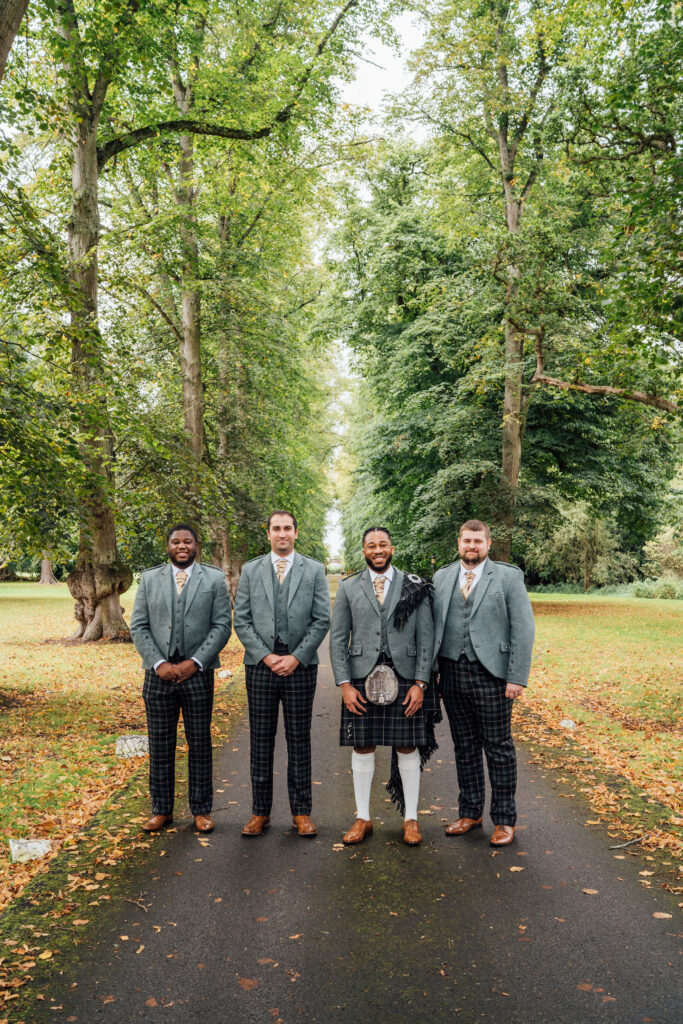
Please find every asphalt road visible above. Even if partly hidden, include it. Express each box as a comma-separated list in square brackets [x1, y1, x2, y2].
[42, 639, 681, 1024]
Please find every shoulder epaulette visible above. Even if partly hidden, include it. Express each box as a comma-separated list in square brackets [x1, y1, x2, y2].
[491, 560, 524, 573]
[340, 568, 363, 581]
[243, 554, 267, 566]
[141, 563, 166, 573]
[434, 560, 458, 573]
[197, 562, 226, 572]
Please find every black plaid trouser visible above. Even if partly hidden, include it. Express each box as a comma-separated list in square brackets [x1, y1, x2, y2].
[439, 655, 517, 826]
[142, 666, 214, 817]
[245, 643, 318, 816]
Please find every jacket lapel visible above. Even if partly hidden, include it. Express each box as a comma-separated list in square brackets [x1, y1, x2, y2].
[384, 568, 403, 621]
[359, 568, 381, 616]
[260, 554, 274, 612]
[183, 561, 202, 614]
[287, 552, 305, 606]
[440, 562, 459, 633]
[470, 559, 494, 617]
[161, 563, 173, 619]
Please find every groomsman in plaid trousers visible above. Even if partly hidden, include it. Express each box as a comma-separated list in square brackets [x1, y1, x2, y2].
[233, 511, 330, 838]
[130, 525, 232, 835]
[432, 520, 535, 847]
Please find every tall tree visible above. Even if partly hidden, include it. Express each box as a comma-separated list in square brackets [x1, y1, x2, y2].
[0, 0, 29, 82]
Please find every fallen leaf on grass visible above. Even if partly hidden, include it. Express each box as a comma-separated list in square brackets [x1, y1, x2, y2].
[639, 870, 654, 876]
[288, 934, 302, 940]
[577, 982, 593, 991]
[652, 912, 672, 919]
[136, 945, 144, 954]
[237, 978, 259, 990]
[38, 950, 53, 960]
[145, 997, 158, 1007]
[102, 996, 115, 1004]
[582, 889, 599, 895]
[72, 920, 89, 926]
[258, 958, 275, 965]
[509, 866, 524, 873]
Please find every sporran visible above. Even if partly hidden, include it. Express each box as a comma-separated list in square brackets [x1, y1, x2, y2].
[364, 663, 399, 706]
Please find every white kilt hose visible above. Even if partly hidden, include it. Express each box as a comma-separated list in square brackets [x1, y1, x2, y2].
[143, 666, 215, 817]
[245, 646, 318, 817]
[439, 655, 517, 826]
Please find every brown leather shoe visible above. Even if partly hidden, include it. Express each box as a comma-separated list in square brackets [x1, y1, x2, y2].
[342, 818, 373, 845]
[142, 813, 173, 833]
[292, 815, 317, 837]
[403, 819, 423, 845]
[445, 816, 482, 836]
[490, 825, 515, 847]
[194, 814, 214, 834]
[242, 814, 270, 837]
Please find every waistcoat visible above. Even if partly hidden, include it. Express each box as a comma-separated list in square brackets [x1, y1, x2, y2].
[440, 579, 477, 662]
[272, 563, 292, 645]
[169, 576, 189, 657]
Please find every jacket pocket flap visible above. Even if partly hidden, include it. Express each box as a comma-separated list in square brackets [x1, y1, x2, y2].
[349, 645, 363, 656]
[500, 641, 511, 652]
[407, 646, 417, 656]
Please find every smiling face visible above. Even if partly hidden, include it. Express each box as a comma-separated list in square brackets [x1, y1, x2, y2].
[167, 529, 197, 568]
[363, 530, 395, 573]
[457, 528, 492, 568]
[267, 513, 298, 557]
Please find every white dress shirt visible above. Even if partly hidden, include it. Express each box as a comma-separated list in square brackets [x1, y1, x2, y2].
[270, 549, 296, 578]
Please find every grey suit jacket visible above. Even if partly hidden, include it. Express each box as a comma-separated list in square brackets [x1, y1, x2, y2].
[329, 568, 434, 684]
[432, 559, 535, 686]
[233, 552, 330, 667]
[130, 562, 232, 671]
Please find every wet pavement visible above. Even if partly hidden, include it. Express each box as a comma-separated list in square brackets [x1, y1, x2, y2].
[39, 638, 681, 1023]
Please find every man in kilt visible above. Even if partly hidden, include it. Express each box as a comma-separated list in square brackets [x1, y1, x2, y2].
[233, 511, 330, 838]
[433, 520, 535, 848]
[130, 525, 232, 835]
[330, 527, 437, 846]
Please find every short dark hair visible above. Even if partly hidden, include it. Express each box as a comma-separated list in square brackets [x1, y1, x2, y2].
[362, 526, 393, 544]
[459, 519, 491, 539]
[166, 523, 199, 543]
[267, 510, 298, 530]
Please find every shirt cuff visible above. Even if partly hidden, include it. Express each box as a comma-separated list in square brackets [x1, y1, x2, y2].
[192, 657, 203, 671]
[337, 679, 350, 687]
[153, 660, 165, 671]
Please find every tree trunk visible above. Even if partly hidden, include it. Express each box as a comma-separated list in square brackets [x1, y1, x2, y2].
[64, 109, 131, 640]
[0, 0, 29, 83]
[40, 556, 58, 584]
[177, 132, 204, 469]
[211, 526, 245, 603]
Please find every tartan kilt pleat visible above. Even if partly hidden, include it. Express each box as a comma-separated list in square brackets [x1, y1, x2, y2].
[339, 670, 429, 748]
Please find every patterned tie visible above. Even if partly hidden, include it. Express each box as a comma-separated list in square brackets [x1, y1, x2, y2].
[373, 576, 386, 605]
[276, 559, 288, 583]
[176, 570, 188, 594]
[461, 570, 476, 600]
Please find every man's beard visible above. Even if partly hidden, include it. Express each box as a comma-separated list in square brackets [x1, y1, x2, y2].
[461, 551, 486, 567]
[364, 552, 392, 570]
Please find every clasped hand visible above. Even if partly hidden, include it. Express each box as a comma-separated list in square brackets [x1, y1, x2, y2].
[156, 659, 198, 683]
[263, 653, 300, 676]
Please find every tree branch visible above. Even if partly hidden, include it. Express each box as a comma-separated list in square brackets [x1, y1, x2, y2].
[98, 0, 359, 169]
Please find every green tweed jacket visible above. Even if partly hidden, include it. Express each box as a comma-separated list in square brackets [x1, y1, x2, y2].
[130, 562, 232, 671]
[329, 568, 434, 684]
[233, 552, 330, 667]
[432, 559, 535, 686]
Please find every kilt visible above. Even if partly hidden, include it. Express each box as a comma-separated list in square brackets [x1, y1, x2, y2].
[339, 669, 430, 748]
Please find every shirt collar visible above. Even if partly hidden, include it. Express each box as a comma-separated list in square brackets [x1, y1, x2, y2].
[271, 550, 295, 566]
[171, 561, 195, 577]
[369, 564, 394, 584]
